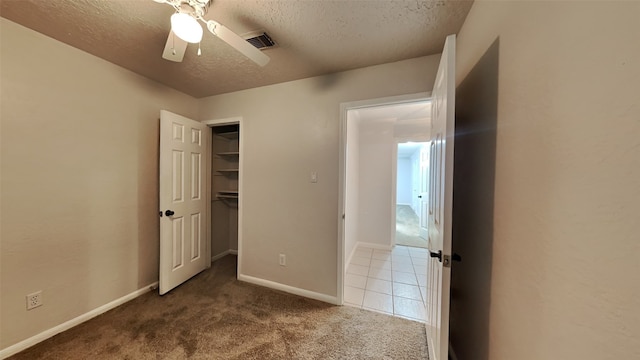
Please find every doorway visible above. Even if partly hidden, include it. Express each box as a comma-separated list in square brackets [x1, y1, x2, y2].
[158, 113, 244, 296]
[203, 117, 244, 277]
[395, 141, 429, 249]
[338, 94, 431, 321]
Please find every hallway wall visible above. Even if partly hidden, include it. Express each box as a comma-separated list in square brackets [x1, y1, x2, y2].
[357, 120, 395, 247]
[396, 157, 413, 205]
[453, 1, 640, 359]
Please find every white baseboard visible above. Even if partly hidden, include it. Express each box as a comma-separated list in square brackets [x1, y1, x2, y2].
[211, 250, 230, 262]
[357, 241, 393, 251]
[211, 249, 238, 262]
[0, 282, 158, 359]
[238, 274, 338, 305]
[345, 243, 359, 271]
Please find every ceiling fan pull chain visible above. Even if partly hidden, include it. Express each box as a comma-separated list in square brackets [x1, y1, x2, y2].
[171, 32, 176, 55]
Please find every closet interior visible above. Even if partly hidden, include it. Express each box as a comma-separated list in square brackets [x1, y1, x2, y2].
[211, 124, 239, 258]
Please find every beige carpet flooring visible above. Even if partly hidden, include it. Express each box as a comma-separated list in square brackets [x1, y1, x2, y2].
[9, 255, 428, 359]
[395, 205, 427, 248]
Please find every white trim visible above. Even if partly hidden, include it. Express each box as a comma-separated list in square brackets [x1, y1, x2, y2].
[0, 282, 159, 359]
[203, 117, 244, 283]
[338, 92, 431, 306]
[211, 250, 231, 262]
[346, 241, 392, 270]
[357, 241, 393, 251]
[337, 103, 347, 308]
[238, 274, 338, 305]
[391, 141, 398, 247]
[396, 203, 412, 206]
[237, 122, 244, 281]
[205, 120, 212, 269]
[340, 92, 431, 112]
[345, 241, 359, 275]
[211, 249, 238, 262]
[202, 116, 242, 126]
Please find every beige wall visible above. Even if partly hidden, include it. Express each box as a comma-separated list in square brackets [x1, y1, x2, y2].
[453, 1, 640, 359]
[0, 19, 198, 349]
[199, 55, 440, 296]
[357, 120, 395, 247]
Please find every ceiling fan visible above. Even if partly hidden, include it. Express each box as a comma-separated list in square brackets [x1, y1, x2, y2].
[152, 0, 270, 66]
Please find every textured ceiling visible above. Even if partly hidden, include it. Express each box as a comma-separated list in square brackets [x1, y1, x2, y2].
[0, 0, 473, 98]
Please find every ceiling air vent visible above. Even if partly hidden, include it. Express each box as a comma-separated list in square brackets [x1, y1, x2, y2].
[244, 32, 276, 50]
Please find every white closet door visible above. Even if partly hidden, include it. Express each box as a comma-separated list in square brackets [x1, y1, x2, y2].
[159, 110, 210, 295]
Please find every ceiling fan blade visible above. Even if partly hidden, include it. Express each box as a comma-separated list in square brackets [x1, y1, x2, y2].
[162, 30, 188, 62]
[206, 20, 270, 67]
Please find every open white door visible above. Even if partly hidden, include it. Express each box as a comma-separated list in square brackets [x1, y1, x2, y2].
[425, 34, 456, 360]
[159, 110, 210, 295]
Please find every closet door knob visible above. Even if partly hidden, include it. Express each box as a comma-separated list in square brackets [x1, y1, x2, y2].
[165, 210, 175, 216]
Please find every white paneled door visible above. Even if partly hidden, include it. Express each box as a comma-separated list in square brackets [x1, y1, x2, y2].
[159, 110, 210, 295]
[425, 34, 456, 360]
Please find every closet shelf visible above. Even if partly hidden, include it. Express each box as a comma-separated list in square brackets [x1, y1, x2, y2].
[216, 169, 239, 173]
[217, 152, 240, 156]
[216, 131, 239, 140]
[215, 188, 238, 199]
[216, 194, 238, 199]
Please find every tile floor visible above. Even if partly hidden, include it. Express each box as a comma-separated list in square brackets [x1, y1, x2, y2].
[344, 244, 428, 322]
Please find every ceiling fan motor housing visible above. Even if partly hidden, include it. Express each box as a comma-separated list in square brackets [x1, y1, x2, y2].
[180, 0, 209, 17]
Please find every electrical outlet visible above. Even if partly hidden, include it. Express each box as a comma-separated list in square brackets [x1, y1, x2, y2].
[279, 254, 286, 266]
[26, 291, 43, 310]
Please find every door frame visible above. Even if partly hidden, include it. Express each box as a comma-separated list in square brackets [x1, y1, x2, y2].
[394, 140, 431, 247]
[418, 143, 430, 240]
[202, 116, 244, 277]
[337, 92, 430, 305]
[391, 141, 398, 247]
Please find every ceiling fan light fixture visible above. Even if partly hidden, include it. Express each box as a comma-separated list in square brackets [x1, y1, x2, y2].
[171, 13, 203, 43]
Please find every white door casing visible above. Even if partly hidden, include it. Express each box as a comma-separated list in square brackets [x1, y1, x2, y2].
[411, 151, 421, 214]
[159, 110, 210, 295]
[419, 143, 429, 239]
[425, 34, 456, 360]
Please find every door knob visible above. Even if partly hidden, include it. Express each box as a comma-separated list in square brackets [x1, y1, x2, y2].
[165, 210, 175, 216]
[418, 195, 422, 198]
[429, 250, 442, 262]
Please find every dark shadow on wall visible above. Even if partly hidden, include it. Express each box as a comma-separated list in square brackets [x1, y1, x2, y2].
[449, 37, 500, 360]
